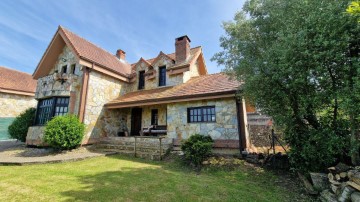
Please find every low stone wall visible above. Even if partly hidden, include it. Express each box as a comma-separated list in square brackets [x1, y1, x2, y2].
[96, 136, 173, 160]
[26, 126, 46, 146]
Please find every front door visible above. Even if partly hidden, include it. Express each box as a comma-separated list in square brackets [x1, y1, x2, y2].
[131, 108, 142, 136]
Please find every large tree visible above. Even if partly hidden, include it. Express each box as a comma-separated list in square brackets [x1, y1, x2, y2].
[213, 0, 360, 172]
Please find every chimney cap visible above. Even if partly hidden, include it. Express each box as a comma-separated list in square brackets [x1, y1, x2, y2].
[175, 35, 191, 43]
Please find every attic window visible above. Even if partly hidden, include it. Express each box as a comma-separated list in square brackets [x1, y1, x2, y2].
[71, 64, 76, 74]
[61, 65, 67, 74]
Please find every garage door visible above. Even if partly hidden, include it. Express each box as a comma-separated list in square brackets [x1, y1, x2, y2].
[0, 118, 15, 140]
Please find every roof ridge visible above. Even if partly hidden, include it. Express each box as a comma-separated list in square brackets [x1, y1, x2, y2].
[0, 66, 32, 76]
[131, 46, 202, 65]
[59, 26, 120, 61]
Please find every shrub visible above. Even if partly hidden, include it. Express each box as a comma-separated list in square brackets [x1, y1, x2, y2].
[44, 115, 85, 150]
[8, 108, 36, 142]
[181, 134, 214, 167]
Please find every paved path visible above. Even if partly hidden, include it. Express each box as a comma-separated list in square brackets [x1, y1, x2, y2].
[0, 140, 116, 165]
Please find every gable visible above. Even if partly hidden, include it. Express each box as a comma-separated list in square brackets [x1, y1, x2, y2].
[33, 26, 131, 81]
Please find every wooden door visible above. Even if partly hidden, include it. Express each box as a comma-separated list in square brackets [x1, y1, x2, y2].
[131, 108, 142, 136]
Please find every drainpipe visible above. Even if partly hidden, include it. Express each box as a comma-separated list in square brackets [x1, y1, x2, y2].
[236, 98, 244, 156]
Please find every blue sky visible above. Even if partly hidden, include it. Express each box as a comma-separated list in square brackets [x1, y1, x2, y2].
[0, 0, 244, 74]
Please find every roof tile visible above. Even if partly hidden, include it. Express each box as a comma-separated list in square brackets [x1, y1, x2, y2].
[0, 66, 37, 94]
[106, 73, 240, 107]
[59, 26, 132, 76]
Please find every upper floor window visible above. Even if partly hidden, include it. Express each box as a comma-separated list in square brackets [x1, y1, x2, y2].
[159, 66, 166, 86]
[187, 106, 216, 123]
[35, 97, 69, 125]
[71, 64, 76, 74]
[61, 65, 67, 74]
[138, 70, 145, 90]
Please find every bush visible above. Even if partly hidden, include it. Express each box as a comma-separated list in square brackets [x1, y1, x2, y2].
[44, 115, 85, 150]
[181, 134, 214, 167]
[8, 108, 36, 142]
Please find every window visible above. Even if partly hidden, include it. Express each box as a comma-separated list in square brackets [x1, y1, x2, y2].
[159, 66, 166, 86]
[138, 71, 145, 90]
[35, 97, 70, 125]
[61, 65, 67, 74]
[151, 109, 158, 125]
[187, 106, 216, 123]
[71, 64, 76, 74]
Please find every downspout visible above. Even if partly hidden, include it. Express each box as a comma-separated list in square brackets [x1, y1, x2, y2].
[78, 63, 93, 123]
[236, 98, 244, 156]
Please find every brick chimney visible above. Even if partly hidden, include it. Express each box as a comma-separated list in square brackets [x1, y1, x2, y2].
[116, 49, 126, 60]
[175, 35, 191, 64]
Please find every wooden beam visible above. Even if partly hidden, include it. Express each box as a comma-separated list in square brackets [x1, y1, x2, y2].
[106, 94, 235, 109]
[78, 66, 90, 122]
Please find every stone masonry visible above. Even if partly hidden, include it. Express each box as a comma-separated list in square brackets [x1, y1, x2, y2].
[0, 92, 36, 117]
[167, 98, 239, 140]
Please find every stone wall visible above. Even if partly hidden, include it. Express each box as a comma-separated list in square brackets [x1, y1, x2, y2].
[167, 98, 239, 140]
[35, 45, 83, 114]
[0, 92, 36, 117]
[83, 71, 125, 142]
[141, 105, 167, 127]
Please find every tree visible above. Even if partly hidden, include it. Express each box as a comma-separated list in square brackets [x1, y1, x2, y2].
[212, 0, 360, 172]
[347, 1, 360, 22]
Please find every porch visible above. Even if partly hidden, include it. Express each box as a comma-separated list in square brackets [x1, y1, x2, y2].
[102, 104, 168, 138]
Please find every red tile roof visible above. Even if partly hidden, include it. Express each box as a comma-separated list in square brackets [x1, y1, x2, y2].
[59, 26, 132, 76]
[0, 66, 37, 94]
[106, 73, 240, 108]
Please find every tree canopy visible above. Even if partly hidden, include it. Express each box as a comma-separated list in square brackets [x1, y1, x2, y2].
[213, 0, 360, 172]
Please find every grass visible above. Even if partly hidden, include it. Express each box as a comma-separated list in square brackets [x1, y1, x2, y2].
[0, 155, 309, 201]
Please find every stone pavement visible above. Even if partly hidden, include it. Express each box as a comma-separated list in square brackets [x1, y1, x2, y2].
[0, 140, 116, 165]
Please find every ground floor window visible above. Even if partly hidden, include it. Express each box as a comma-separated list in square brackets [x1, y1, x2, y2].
[36, 97, 69, 125]
[187, 106, 216, 123]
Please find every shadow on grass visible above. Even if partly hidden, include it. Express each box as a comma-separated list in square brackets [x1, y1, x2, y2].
[59, 154, 311, 202]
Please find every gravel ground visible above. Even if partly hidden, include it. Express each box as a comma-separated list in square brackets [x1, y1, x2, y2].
[0, 140, 115, 165]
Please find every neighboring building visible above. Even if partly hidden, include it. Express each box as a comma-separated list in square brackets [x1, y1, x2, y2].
[26, 25, 268, 154]
[0, 66, 37, 140]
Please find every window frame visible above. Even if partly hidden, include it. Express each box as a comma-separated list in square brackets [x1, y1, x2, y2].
[138, 70, 145, 90]
[158, 66, 166, 86]
[187, 106, 216, 123]
[35, 97, 70, 125]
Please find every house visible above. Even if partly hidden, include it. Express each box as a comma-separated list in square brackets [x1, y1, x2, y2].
[26, 25, 270, 155]
[0, 66, 37, 140]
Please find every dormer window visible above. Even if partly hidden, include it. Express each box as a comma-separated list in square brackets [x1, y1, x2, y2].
[159, 66, 166, 86]
[138, 70, 145, 90]
[61, 65, 67, 74]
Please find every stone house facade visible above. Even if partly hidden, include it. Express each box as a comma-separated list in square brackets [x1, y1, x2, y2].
[26, 26, 265, 154]
[0, 66, 37, 140]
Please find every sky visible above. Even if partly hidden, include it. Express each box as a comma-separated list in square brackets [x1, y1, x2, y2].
[0, 0, 244, 74]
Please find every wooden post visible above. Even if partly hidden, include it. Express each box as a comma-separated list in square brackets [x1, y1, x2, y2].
[134, 137, 137, 157]
[159, 137, 162, 161]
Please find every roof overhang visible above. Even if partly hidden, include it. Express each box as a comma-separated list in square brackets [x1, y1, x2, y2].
[105, 91, 236, 109]
[33, 30, 67, 79]
[0, 88, 35, 96]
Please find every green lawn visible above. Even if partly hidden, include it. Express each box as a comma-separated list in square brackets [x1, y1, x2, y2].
[0, 155, 308, 201]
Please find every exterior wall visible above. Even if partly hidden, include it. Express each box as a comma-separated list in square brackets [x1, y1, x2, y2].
[0, 92, 36, 117]
[167, 98, 239, 140]
[83, 71, 125, 142]
[141, 105, 167, 127]
[27, 46, 85, 145]
[183, 60, 200, 83]
[0, 92, 36, 140]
